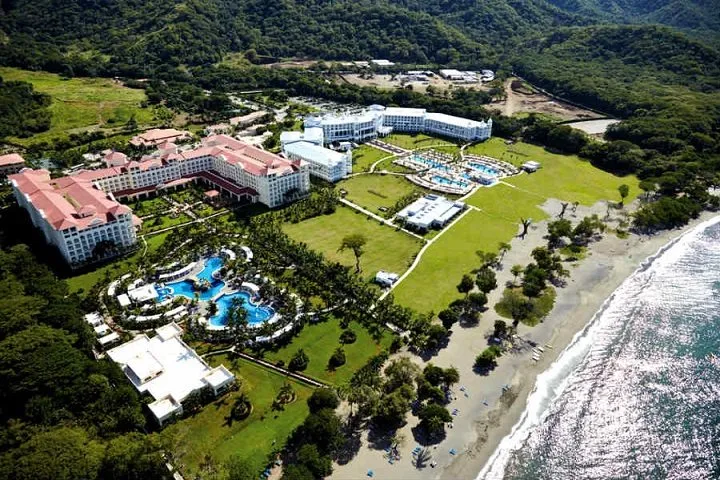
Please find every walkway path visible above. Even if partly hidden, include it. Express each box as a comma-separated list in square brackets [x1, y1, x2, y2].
[338, 198, 426, 241]
[379, 207, 473, 300]
[203, 346, 327, 388]
[143, 209, 230, 237]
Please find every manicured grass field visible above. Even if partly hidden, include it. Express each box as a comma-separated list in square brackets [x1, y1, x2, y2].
[393, 139, 640, 314]
[125, 196, 169, 217]
[163, 358, 313, 479]
[383, 133, 456, 150]
[392, 209, 517, 313]
[339, 174, 421, 215]
[352, 144, 389, 172]
[262, 319, 391, 385]
[0, 67, 155, 144]
[282, 206, 421, 280]
[468, 138, 641, 205]
[140, 213, 193, 234]
[65, 232, 169, 293]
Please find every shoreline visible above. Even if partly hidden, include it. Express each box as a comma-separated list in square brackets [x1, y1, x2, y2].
[331, 205, 719, 480]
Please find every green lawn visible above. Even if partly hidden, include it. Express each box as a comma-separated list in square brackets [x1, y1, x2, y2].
[352, 145, 390, 172]
[383, 133, 456, 150]
[0, 67, 155, 144]
[140, 213, 193, 234]
[468, 138, 641, 205]
[283, 206, 421, 281]
[163, 358, 313, 479]
[65, 232, 169, 294]
[392, 209, 517, 313]
[262, 319, 391, 385]
[339, 174, 421, 215]
[125, 196, 169, 217]
[393, 139, 640, 314]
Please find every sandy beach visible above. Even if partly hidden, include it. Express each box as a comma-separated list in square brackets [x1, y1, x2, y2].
[331, 200, 719, 480]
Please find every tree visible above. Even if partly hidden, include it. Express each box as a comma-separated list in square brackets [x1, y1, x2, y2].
[519, 218, 532, 239]
[467, 292, 488, 312]
[510, 264, 524, 285]
[296, 444, 333, 478]
[418, 403, 452, 436]
[0, 427, 104, 480]
[457, 274, 474, 296]
[493, 320, 509, 339]
[227, 297, 249, 347]
[102, 433, 169, 480]
[475, 267, 497, 294]
[384, 357, 420, 392]
[374, 384, 414, 426]
[226, 456, 256, 480]
[438, 308, 460, 329]
[618, 184, 630, 207]
[328, 347, 346, 369]
[299, 409, 344, 454]
[307, 388, 339, 413]
[338, 234, 367, 273]
[281, 464, 314, 480]
[474, 346, 502, 370]
[546, 219, 573, 249]
[289, 349, 309, 371]
[558, 202, 569, 218]
[498, 242, 511, 260]
[339, 329, 357, 344]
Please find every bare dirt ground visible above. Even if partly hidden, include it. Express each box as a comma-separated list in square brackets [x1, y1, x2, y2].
[339, 73, 491, 94]
[490, 78, 602, 121]
[262, 59, 319, 69]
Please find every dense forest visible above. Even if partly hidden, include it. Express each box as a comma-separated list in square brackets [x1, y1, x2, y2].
[0, 245, 169, 480]
[0, 77, 51, 139]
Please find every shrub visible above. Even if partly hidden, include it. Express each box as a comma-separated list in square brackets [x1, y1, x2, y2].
[289, 349, 309, 371]
[328, 348, 346, 369]
[307, 388, 340, 413]
[339, 329, 357, 344]
[474, 346, 502, 370]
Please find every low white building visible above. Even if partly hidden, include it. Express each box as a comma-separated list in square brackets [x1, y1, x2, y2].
[107, 323, 235, 427]
[522, 161, 541, 172]
[395, 195, 465, 231]
[375, 271, 399, 287]
[283, 141, 352, 182]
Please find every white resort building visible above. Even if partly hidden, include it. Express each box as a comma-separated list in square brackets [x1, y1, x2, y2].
[395, 194, 466, 231]
[107, 322, 235, 427]
[304, 105, 492, 144]
[282, 141, 352, 182]
[10, 134, 310, 265]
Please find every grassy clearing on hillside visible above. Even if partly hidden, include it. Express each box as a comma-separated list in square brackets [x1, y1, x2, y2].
[163, 358, 313, 479]
[66, 232, 169, 293]
[392, 209, 516, 313]
[468, 138, 640, 205]
[353, 144, 390, 172]
[283, 206, 421, 280]
[0, 67, 155, 144]
[339, 174, 421, 215]
[262, 319, 391, 385]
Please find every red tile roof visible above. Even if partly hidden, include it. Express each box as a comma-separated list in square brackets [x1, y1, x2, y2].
[9, 169, 132, 231]
[0, 153, 25, 167]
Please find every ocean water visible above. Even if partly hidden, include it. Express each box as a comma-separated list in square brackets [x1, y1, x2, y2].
[479, 216, 720, 480]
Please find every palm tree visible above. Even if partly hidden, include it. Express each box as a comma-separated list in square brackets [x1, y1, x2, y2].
[498, 242, 511, 261]
[338, 234, 367, 273]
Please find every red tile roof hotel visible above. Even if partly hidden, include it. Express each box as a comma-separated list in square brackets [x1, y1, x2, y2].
[130, 128, 192, 147]
[0, 153, 25, 167]
[9, 169, 132, 231]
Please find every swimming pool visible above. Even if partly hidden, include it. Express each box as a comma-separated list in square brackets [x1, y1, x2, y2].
[210, 291, 275, 327]
[431, 175, 469, 188]
[412, 155, 450, 171]
[468, 162, 498, 176]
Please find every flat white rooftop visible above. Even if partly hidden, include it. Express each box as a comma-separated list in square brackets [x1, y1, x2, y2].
[107, 323, 234, 409]
[384, 107, 426, 117]
[284, 141, 347, 167]
[396, 194, 465, 229]
[425, 112, 489, 129]
[128, 284, 158, 303]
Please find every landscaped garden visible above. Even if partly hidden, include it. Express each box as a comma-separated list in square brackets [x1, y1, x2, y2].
[139, 212, 193, 234]
[282, 205, 422, 280]
[352, 144, 389, 172]
[161, 357, 314, 479]
[382, 132, 456, 150]
[262, 318, 392, 385]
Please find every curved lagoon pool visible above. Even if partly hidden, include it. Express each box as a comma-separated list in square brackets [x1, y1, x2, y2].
[210, 291, 275, 327]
